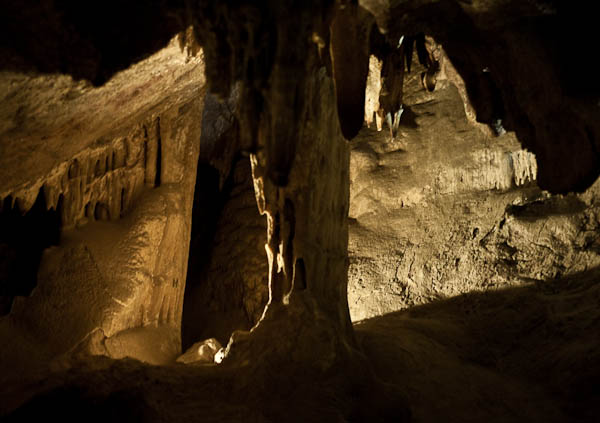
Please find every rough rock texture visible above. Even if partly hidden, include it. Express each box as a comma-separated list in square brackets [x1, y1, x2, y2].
[0, 38, 205, 375]
[356, 267, 600, 422]
[181, 85, 269, 349]
[1, 1, 600, 422]
[183, 158, 269, 347]
[190, 0, 362, 371]
[1, 34, 408, 422]
[365, 54, 384, 130]
[0, 37, 203, 196]
[383, 0, 600, 193]
[218, 61, 409, 422]
[331, 1, 372, 139]
[176, 338, 222, 364]
[349, 51, 600, 321]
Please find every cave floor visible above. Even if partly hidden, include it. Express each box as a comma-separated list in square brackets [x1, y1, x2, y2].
[2, 268, 598, 422]
[347, 66, 600, 422]
[357, 266, 600, 423]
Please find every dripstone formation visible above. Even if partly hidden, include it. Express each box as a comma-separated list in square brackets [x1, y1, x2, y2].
[1, 1, 599, 422]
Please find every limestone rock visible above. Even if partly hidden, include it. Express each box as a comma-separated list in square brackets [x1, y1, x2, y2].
[0, 35, 204, 197]
[176, 338, 222, 364]
[1, 52, 204, 372]
[348, 48, 600, 322]
[1, 2, 600, 422]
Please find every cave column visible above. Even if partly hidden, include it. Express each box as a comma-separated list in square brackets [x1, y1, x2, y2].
[215, 2, 356, 365]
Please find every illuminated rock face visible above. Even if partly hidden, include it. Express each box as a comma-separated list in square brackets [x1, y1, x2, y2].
[348, 50, 600, 321]
[365, 54, 384, 130]
[0, 37, 205, 367]
[0, 1, 600, 421]
[9, 100, 202, 364]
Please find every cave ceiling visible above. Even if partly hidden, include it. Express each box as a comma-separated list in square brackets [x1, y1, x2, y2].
[1, 0, 598, 196]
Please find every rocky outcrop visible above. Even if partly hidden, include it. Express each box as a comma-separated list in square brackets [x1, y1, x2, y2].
[176, 337, 222, 364]
[1, 118, 162, 231]
[348, 48, 600, 321]
[0, 36, 203, 195]
[0, 37, 205, 372]
[383, 0, 600, 193]
[1, 1, 600, 422]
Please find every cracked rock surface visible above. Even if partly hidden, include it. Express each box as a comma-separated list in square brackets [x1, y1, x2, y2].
[0, 38, 205, 376]
[349, 51, 600, 321]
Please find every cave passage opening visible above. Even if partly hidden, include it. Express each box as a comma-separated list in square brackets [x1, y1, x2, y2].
[181, 161, 223, 350]
[181, 89, 270, 355]
[181, 155, 270, 355]
[0, 187, 61, 315]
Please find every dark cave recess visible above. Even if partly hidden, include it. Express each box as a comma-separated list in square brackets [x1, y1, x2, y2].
[0, 188, 61, 315]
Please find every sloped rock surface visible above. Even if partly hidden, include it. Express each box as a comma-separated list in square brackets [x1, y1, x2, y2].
[349, 52, 600, 321]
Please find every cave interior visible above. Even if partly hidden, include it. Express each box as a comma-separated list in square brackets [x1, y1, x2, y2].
[1, 1, 599, 422]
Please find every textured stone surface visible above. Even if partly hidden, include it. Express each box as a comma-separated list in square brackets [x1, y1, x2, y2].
[348, 48, 600, 322]
[177, 338, 222, 364]
[181, 84, 269, 349]
[365, 54, 384, 130]
[0, 46, 205, 371]
[1, 1, 600, 422]
[387, 1, 600, 193]
[183, 158, 268, 347]
[0, 36, 204, 196]
[356, 267, 600, 422]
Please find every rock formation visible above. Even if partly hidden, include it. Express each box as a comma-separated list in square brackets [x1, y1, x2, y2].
[348, 47, 599, 323]
[1, 35, 205, 372]
[0, 0, 599, 422]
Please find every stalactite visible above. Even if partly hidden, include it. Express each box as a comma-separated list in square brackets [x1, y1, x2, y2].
[0, 121, 164, 231]
[144, 122, 158, 187]
[330, 1, 371, 140]
[365, 54, 383, 130]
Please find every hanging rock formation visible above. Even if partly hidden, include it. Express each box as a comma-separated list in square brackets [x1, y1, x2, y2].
[381, 0, 600, 193]
[0, 0, 599, 421]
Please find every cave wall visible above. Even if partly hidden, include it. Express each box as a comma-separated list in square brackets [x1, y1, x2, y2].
[183, 157, 268, 348]
[180, 86, 269, 350]
[185, 1, 364, 369]
[0, 1, 599, 420]
[1, 0, 597, 361]
[348, 30, 600, 321]
[379, 0, 600, 193]
[0, 37, 205, 375]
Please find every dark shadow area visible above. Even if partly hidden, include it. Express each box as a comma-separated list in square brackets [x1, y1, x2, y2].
[0, 188, 60, 315]
[505, 195, 588, 222]
[181, 161, 224, 350]
[397, 105, 419, 129]
[182, 84, 270, 350]
[355, 266, 600, 422]
[4, 386, 154, 423]
[0, 0, 184, 85]
[182, 153, 268, 349]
